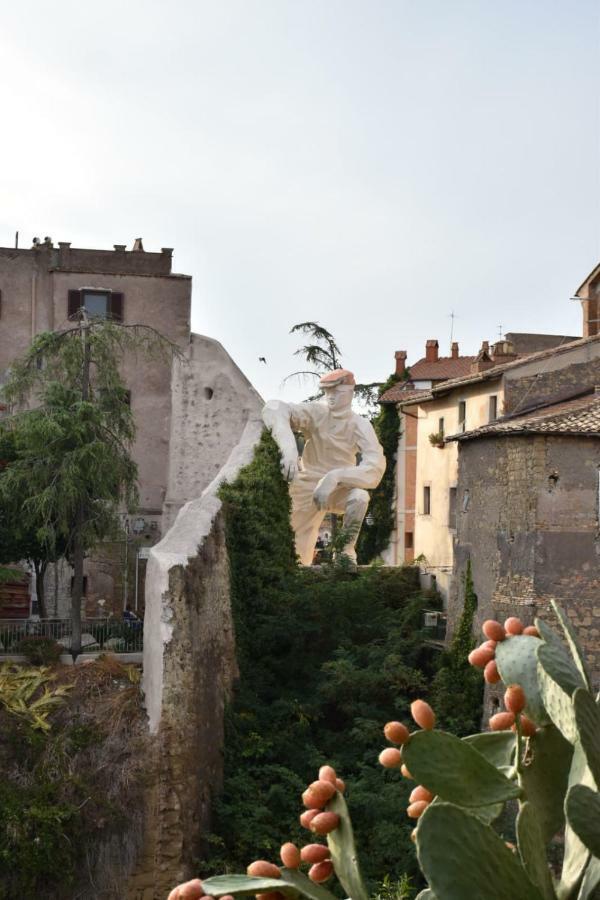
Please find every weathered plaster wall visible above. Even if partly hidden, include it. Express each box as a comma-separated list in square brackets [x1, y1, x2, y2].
[451, 434, 600, 685]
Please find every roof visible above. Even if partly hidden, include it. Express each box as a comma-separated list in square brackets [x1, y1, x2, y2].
[505, 333, 579, 354]
[574, 261, 600, 296]
[379, 385, 430, 404]
[408, 355, 476, 382]
[448, 393, 600, 442]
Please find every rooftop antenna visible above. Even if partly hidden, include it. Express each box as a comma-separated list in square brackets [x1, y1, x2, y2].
[14, 231, 18, 249]
[449, 310, 458, 345]
[497, 324, 503, 338]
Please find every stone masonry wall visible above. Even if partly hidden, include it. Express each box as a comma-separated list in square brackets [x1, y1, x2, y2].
[126, 510, 238, 900]
[450, 433, 600, 689]
[504, 355, 600, 414]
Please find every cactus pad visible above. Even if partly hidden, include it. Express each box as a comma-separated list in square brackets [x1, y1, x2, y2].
[516, 802, 557, 900]
[537, 656, 578, 744]
[573, 688, 600, 788]
[325, 790, 369, 900]
[495, 635, 548, 724]
[537, 642, 585, 699]
[403, 730, 521, 807]
[566, 785, 600, 859]
[550, 601, 591, 690]
[202, 871, 338, 900]
[519, 724, 573, 844]
[416, 802, 544, 900]
[463, 731, 516, 768]
[559, 742, 592, 899]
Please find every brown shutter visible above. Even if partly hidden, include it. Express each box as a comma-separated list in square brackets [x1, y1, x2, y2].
[110, 292, 124, 322]
[68, 289, 80, 318]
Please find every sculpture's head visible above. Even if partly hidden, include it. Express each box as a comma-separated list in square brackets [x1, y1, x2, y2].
[320, 368, 355, 413]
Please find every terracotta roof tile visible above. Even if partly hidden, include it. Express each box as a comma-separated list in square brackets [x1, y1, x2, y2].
[379, 385, 430, 404]
[449, 393, 600, 441]
[408, 356, 477, 381]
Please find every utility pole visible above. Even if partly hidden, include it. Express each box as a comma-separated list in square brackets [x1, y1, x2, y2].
[70, 309, 90, 659]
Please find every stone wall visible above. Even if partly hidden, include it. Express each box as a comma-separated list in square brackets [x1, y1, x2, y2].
[504, 353, 600, 414]
[450, 433, 600, 687]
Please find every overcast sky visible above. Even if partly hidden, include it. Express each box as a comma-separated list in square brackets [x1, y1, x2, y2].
[1, 1, 598, 401]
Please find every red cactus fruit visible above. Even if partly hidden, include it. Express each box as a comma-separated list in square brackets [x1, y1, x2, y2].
[280, 843, 301, 868]
[309, 812, 340, 835]
[490, 711, 516, 731]
[247, 861, 281, 878]
[522, 625, 540, 637]
[513, 715, 537, 737]
[407, 800, 430, 819]
[335, 777, 346, 793]
[484, 659, 501, 684]
[379, 747, 402, 768]
[307, 779, 336, 806]
[300, 809, 319, 829]
[482, 620, 506, 642]
[302, 789, 323, 810]
[318, 765, 337, 785]
[468, 645, 496, 669]
[301, 844, 331, 864]
[384, 721, 410, 745]
[504, 684, 526, 715]
[400, 764, 413, 779]
[171, 881, 204, 900]
[504, 617, 523, 635]
[410, 785, 434, 804]
[309, 861, 334, 883]
[411, 699, 436, 730]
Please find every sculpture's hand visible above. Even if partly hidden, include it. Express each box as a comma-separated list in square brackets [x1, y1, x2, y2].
[313, 472, 339, 510]
[280, 453, 298, 483]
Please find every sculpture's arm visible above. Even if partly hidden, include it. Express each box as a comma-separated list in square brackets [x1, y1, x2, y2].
[262, 399, 310, 482]
[313, 418, 385, 508]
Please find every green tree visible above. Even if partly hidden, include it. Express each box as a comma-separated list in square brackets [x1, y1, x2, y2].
[0, 315, 178, 653]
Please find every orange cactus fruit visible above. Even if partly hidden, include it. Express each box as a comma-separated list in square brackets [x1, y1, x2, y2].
[504, 684, 526, 715]
[400, 764, 413, 779]
[301, 844, 331, 864]
[483, 659, 501, 684]
[309, 861, 334, 883]
[307, 779, 336, 806]
[490, 711, 515, 731]
[280, 843, 301, 868]
[247, 861, 282, 878]
[384, 721, 410, 745]
[300, 809, 319, 829]
[318, 765, 337, 785]
[410, 699, 436, 730]
[302, 788, 323, 810]
[335, 777, 346, 793]
[409, 785, 434, 804]
[410, 828, 417, 843]
[482, 620, 506, 642]
[309, 811, 340, 835]
[177, 882, 205, 900]
[407, 800, 430, 819]
[468, 645, 495, 669]
[514, 715, 537, 737]
[522, 625, 540, 637]
[220, 896, 235, 900]
[504, 616, 523, 635]
[379, 747, 402, 768]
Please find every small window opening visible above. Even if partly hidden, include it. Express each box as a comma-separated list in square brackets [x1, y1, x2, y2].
[458, 400, 466, 432]
[204, 387, 214, 400]
[489, 395, 498, 422]
[405, 531, 414, 549]
[449, 487, 457, 529]
[423, 485, 431, 516]
[438, 417, 445, 437]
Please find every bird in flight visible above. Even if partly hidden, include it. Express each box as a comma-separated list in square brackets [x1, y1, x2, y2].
[259, 357, 267, 364]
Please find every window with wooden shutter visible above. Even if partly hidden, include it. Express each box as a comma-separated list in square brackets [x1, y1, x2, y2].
[68, 289, 81, 319]
[110, 292, 124, 322]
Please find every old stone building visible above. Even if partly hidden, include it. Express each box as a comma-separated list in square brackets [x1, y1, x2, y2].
[0, 237, 262, 617]
[448, 391, 600, 684]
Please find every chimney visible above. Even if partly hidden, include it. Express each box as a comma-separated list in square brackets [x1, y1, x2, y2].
[58, 241, 71, 267]
[492, 339, 517, 362]
[470, 340, 495, 374]
[394, 350, 407, 376]
[132, 238, 144, 252]
[451, 341, 459, 359]
[425, 339, 439, 363]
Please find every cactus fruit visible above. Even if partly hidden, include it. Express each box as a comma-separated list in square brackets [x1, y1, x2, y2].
[400, 763, 412, 779]
[384, 720, 410, 744]
[247, 862, 281, 879]
[318, 765, 337, 785]
[504, 616, 523, 635]
[514, 715, 536, 738]
[335, 777, 345, 793]
[483, 619, 506, 642]
[378, 747, 402, 768]
[309, 812, 340, 835]
[504, 684, 526, 715]
[489, 711, 515, 731]
[469, 645, 496, 668]
[307, 780, 336, 805]
[407, 800, 429, 819]
[300, 809, 319, 829]
[522, 626, 539, 637]
[280, 844, 301, 869]
[308, 862, 333, 883]
[484, 659, 501, 683]
[300, 845, 330, 864]
[410, 785, 434, 804]
[411, 699, 436, 730]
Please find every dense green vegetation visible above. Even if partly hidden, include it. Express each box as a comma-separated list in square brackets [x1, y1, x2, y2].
[210, 432, 440, 891]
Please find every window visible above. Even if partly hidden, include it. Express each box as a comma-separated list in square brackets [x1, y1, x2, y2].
[438, 417, 445, 437]
[405, 531, 414, 549]
[458, 400, 466, 432]
[462, 489, 471, 512]
[489, 395, 498, 422]
[423, 485, 431, 515]
[449, 487, 457, 529]
[68, 289, 124, 321]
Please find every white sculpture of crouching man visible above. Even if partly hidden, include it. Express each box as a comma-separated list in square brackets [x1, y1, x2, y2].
[262, 368, 386, 566]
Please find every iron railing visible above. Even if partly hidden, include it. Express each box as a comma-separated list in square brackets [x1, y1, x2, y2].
[0, 618, 143, 654]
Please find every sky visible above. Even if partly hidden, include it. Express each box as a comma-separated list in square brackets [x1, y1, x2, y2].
[0, 0, 599, 402]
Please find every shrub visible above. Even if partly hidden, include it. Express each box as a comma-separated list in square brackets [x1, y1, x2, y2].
[16, 635, 62, 666]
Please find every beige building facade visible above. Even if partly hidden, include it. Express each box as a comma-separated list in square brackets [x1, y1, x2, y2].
[0, 237, 262, 617]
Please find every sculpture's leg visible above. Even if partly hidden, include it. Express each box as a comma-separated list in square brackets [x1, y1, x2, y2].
[341, 487, 370, 563]
[291, 484, 325, 566]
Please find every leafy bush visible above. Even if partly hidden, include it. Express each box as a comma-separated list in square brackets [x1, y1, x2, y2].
[17, 635, 63, 666]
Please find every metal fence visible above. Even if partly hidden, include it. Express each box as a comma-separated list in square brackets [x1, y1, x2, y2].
[0, 618, 143, 654]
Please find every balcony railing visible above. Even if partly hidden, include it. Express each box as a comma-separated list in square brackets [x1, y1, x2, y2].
[0, 618, 143, 655]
